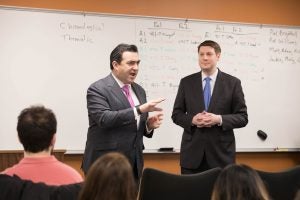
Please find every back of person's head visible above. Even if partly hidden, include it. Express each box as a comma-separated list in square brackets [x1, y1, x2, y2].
[110, 43, 138, 70]
[294, 190, 300, 200]
[211, 164, 270, 200]
[198, 40, 221, 54]
[17, 105, 57, 153]
[78, 152, 136, 200]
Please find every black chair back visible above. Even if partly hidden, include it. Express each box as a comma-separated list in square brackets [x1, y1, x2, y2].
[138, 167, 221, 200]
[257, 165, 300, 200]
[0, 174, 82, 200]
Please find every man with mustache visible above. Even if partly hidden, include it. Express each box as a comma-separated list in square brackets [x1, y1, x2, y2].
[82, 43, 164, 180]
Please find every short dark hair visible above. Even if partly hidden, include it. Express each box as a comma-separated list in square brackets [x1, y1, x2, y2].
[17, 105, 57, 153]
[110, 43, 138, 70]
[197, 40, 221, 54]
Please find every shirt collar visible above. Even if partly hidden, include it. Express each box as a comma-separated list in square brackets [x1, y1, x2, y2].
[111, 73, 130, 89]
[20, 155, 57, 164]
[202, 68, 218, 82]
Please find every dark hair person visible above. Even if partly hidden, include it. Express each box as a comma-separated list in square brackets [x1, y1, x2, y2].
[3, 105, 82, 185]
[78, 152, 136, 200]
[211, 164, 270, 200]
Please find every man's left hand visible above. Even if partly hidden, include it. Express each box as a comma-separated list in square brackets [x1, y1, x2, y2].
[147, 112, 164, 130]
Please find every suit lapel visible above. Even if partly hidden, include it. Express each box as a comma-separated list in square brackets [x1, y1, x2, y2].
[131, 83, 145, 105]
[208, 69, 223, 111]
[106, 74, 131, 108]
[192, 72, 205, 112]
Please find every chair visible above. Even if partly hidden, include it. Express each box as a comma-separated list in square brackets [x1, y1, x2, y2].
[138, 167, 222, 200]
[50, 182, 82, 200]
[0, 174, 82, 200]
[257, 165, 300, 200]
[0, 174, 55, 200]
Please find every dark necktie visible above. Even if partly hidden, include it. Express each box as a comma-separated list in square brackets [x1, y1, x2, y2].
[122, 85, 135, 107]
[203, 77, 211, 111]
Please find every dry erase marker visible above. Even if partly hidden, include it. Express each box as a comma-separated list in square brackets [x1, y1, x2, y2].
[274, 147, 288, 152]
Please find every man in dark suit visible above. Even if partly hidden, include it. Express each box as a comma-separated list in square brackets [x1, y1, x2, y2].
[172, 40, 248, 174]
[82, 43, 164, 179]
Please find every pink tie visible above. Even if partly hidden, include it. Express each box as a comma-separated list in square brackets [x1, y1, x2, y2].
[122, 85, 135, 107]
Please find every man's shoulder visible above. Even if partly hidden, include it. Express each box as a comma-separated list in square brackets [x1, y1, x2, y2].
[47, 159, 83, 181]
[132, 82, 144, 90]
[54, 160, 81, 173]
[1, 160, 23, 176]
[181, 72, 201, 82]
[1, 165, 16, 176]
[88, 74, 113, 89]
[218, 70, 241, 83]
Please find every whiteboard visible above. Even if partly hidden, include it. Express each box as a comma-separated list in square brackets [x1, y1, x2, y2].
[0, 7, 300, 152]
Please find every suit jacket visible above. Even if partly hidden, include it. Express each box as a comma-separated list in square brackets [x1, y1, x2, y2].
[172, 69, 248, 169]
[82, 74, 152, 178]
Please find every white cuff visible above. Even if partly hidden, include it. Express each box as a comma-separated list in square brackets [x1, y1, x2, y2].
[218, 115, 223, 126]
[133, 107, 139, 119]
[145, 121, 153, 134]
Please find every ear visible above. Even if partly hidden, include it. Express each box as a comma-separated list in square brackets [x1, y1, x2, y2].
[216, 53, 221, 60]
[51, 133, 56, 146]
[112, 61, 119, 70]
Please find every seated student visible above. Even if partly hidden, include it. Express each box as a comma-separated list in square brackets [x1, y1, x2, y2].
[78, 152, 136, 200]
[2, 105, 83, 185]
[211, 164, 270, 200]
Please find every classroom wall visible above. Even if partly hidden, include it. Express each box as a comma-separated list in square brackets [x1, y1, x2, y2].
[1, 0, 300, 174]
[1, 0, 300, 26]
[64, 152, 300, 177]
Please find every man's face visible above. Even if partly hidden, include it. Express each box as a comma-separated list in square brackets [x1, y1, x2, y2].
[198, 46, 220, 73]
[113, 51, 140, 84]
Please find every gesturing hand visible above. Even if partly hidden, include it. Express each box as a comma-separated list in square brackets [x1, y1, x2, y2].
[147, 112, 164, 130]
[139, 98, 165, 113]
